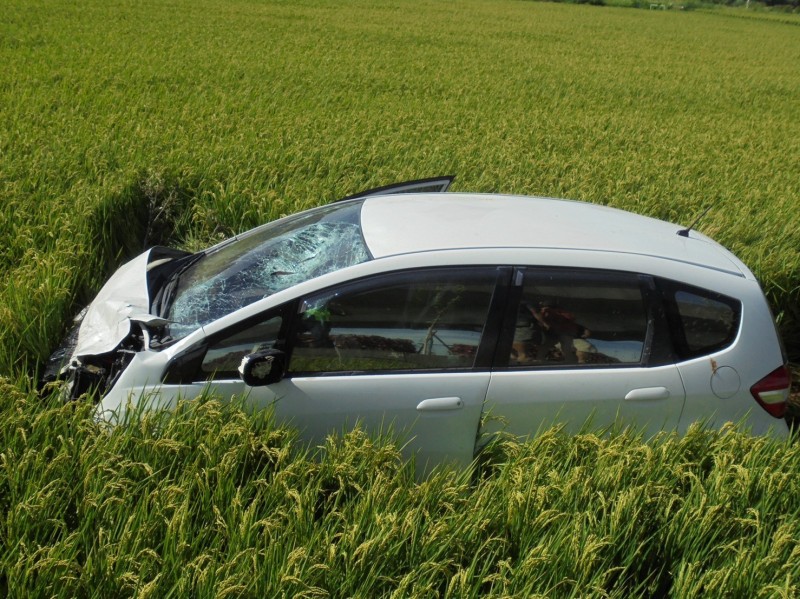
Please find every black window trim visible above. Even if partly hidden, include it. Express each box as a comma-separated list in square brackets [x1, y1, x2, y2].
[284, 265, 508, 379]
[491, 266, 662, 372]
[163, 265, 703, 385]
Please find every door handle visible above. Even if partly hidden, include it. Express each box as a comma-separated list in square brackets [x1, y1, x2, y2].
[624, 387, 670, 401]
[416, 397, 463, 412]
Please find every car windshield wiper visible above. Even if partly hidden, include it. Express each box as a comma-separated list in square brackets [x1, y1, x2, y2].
[156, 253, 205, 318]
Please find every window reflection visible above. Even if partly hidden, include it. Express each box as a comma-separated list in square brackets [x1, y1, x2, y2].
[511, 271, 647, 366]
[201, 315, 283, 377]
[290, 269, 496, 373]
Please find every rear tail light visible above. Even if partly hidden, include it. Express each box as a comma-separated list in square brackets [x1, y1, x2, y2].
[750, 365, 791, 418]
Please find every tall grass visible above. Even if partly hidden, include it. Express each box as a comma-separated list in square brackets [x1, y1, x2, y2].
[2, 380, 798, 597]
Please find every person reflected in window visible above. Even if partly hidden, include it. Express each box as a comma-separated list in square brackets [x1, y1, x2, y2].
[512, 302, 543, 363]
[527, 301, 591, 365]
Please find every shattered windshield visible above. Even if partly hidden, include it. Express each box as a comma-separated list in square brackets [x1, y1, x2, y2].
[166, 200, 370, 339]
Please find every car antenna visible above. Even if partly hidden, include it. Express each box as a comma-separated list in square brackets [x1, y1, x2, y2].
[677, 206, 712, 238]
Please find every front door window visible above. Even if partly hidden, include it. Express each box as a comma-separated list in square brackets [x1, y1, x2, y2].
[289, 268, 498, 374]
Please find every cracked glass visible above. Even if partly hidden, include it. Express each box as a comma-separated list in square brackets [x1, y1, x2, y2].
[166, 200, 370, 339]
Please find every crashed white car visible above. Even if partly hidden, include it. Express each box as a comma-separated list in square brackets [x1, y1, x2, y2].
[46, 177, 791, 467]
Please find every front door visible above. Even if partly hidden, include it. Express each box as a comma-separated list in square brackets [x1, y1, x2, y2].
[267, 267, 499, 471]
[186, 266, 501, 471]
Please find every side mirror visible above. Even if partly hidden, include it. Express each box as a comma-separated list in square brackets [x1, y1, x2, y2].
[238, 349, 286, 387]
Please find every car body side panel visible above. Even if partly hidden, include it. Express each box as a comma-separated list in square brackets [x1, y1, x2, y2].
[95, 351, 175, 421]
[676, 357, 789, 437]
[675, 279, 789, 437]
[99, 351, 490, 470]
[112, 371, 491, 472]
[483, 364, 687, 440]
[246, 372, 490, 473]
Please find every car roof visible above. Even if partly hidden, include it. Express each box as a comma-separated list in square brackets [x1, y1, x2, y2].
[359, 193, 745, 276]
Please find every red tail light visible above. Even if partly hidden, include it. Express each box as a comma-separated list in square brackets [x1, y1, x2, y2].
[750, 365, 791, 418]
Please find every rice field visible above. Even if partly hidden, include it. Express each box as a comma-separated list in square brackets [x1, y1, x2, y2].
[2, 387, 799, 597]
[2, 0, 800, 595]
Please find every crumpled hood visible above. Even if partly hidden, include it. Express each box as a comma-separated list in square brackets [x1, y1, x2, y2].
[73, 247, 190, 358]
[74, 250, 153, 357]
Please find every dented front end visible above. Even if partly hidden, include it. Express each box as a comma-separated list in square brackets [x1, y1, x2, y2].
[43, 246, 191, 400]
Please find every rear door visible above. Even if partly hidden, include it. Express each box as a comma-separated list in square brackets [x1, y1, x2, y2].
[483, 268, 686, 440]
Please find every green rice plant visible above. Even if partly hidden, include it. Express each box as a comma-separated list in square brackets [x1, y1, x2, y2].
[1, 0, 799, 374]
[2, 380, 799, 598]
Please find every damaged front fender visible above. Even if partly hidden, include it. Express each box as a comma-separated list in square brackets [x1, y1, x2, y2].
[42, 246, 190, 400]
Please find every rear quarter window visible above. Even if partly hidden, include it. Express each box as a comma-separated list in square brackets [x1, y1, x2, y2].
[658, 279, 741, 360]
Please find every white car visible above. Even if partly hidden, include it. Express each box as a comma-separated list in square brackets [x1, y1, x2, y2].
[46, 177, 791, 468]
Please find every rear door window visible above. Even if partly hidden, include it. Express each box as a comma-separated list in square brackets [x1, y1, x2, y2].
[508, 269, 649, 367]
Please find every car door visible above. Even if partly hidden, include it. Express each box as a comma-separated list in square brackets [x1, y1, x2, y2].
[182, 266, 503, 471]
[270, 266, 503, 471]
[483, 268, 686, 441]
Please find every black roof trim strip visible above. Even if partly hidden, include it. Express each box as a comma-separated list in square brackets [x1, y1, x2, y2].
[335, 175, 455, 202]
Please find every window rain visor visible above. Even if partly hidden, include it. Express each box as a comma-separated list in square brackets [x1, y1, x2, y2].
[166, 200, 370, 339]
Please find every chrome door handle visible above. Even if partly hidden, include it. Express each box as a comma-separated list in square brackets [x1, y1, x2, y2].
[624, 387, 670, 401]
[416, 397, 463, 412]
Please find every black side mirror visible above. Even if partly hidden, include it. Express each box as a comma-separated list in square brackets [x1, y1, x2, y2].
[238, 349, 286, 387]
